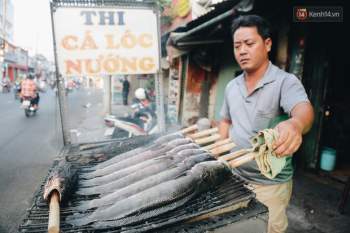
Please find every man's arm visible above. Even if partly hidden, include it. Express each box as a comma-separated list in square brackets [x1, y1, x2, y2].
[219, 119, 232, 139]
[273, 102, 314, 157]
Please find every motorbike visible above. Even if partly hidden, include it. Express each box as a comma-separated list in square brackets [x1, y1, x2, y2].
[1, 82, 11, 93]
[104, 101, 158, 138]
[21, 97, 37, 117]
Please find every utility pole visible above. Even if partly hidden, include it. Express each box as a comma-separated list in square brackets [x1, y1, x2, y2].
[50, 2, 71, 145]
[155, 3, 166, 132]
[0, 0, 7, 84]
[103, 75, 112, 115]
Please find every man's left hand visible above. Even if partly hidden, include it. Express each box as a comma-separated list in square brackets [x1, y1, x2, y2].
[273, 119, 303, 157]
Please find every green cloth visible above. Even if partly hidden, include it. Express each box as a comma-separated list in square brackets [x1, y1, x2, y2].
[251, 129, 288, 179]
[269, 115, 294, 182]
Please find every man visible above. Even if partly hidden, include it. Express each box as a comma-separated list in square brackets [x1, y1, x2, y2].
[1, 76, 11, 93]
[122, 76, 130, 105]
[219, 15, 314, 233]
[20, 74, 40, 109]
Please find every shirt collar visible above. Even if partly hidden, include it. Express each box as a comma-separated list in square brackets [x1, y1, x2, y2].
[237, 61, 277, 88]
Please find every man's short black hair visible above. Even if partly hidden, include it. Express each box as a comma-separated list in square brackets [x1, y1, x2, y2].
[231, 15, 271, 40]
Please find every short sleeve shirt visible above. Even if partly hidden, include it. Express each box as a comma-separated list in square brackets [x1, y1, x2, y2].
[21, 79, 37, 98]
[220, 62, 310, 184]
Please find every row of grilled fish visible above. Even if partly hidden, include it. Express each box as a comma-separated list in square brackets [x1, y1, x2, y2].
[67, 132, 232, 228]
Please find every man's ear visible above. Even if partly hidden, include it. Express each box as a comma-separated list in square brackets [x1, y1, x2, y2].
[265, 38, 272, 52]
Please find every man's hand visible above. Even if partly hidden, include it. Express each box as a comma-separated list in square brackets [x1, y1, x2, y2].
[273, 118, 303, 157]
[273, 102, 314, 157]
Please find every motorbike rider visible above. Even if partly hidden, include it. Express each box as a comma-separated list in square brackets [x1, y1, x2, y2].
[134, 88, 156, 116]
[132, 88, 156, 129]
[20, 74, 40, 109]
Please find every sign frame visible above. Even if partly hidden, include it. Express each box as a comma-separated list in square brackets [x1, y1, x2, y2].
[50, 0, 165, 145]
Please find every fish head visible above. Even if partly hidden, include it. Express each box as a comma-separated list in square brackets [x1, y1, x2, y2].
[154, 132, 183, 144]
[168, 143, 199, 154]
[167, 138, 193, 147]
[178, 148, 204, 157]
[183, 153, 213, 167]
[192, 161, 231, 184]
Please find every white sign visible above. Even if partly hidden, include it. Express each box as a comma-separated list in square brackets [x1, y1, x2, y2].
[53, 7, 159, 76]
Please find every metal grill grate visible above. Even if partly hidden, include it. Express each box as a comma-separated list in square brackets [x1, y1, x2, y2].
[19, 136, 267, 232]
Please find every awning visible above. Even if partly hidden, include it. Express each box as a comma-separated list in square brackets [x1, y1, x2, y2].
[163, 0, 254, 59]
[7, 63, 28, 71]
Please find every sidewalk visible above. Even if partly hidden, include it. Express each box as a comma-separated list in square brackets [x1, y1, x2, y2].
[70, 100, 132, 143]
[287, 171, 350, 233]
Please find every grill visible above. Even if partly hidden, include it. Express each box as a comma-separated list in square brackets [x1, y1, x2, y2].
[19, 135, 267, 232]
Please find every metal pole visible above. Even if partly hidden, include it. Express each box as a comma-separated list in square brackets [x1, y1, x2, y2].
[108, 75, 112, 114]
[0, 0, 7, 84]
[50, 2, 71, 145]
[155, 3, 166, 132]
[103, 75, 112, 115]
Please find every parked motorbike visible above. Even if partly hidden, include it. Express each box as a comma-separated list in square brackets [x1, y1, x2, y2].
[1, 82, 11, 93]
[21, 97, 37, 117]
[104, 101, 158, 138]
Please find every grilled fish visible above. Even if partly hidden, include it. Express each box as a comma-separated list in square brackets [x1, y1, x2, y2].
[67, 160, 231, 227]
[76, 148, 208, 196]
[78, 143, 201, 188]
[91, 132, 184, 170]
[80, 138, 192, 179]
[75, 152, 214, 210]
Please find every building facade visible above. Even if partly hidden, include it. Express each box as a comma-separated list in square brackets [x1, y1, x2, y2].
[163, 0, 348, 171]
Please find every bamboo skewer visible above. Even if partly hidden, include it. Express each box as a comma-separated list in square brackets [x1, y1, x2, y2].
[187, 127, 218, 139]
[218, 149, 251, 162]
[48, 191, 60, 233]
[228, 152, 256, 168]
[203, 138, 231, 150]
[180, 124, 198, 134]
[209, 143, 236, 158]
[187, 134, 252, 167]
[194, 134, 221, 145]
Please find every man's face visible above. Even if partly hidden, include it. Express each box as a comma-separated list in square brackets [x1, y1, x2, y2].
[233, 26, 271, 72]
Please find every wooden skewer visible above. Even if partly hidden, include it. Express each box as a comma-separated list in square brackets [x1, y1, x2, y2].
[218, 149, 250, 162]
[228, 152, 256, 168]
[48, 191, 60, 233]
[209, 143, 236, 157]
[194, 134, 221, 145]
[203, 138, 231, 150]
[187, 127, 218, 139]
[180, 124, 198, 134]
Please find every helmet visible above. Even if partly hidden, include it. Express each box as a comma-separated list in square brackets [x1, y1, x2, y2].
[135, 88, 146, 100]
[197, 118, 211, 131]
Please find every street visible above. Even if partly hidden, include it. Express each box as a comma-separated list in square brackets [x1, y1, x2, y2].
[0, 88, 105, 233]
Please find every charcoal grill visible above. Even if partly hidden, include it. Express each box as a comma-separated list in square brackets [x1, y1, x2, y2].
[19, 135, 267, 232]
